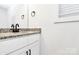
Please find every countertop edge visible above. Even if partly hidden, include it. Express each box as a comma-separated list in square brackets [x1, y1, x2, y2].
[0, 28, 41, 40]
[0, 31, 41, 39]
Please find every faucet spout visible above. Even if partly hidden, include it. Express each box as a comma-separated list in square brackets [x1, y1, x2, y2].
[15, 23, 19, 29]
[15, 23, 19, 32]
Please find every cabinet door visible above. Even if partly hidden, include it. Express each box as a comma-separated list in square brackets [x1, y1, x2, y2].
[27, 34, 40, 55]
[28, 41, 40, 55]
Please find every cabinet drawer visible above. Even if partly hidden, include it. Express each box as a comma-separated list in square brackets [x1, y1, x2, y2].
[0, 36, 28, 55]
[28, 34, 40, 44]
[8, 45, 29, 55]
[8, 41, 39, 55]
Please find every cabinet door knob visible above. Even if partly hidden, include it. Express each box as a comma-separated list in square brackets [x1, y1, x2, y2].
[29, 49, 31, 55]
[26, 51, 28, 55]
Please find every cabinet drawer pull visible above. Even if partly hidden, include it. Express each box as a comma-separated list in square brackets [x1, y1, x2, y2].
[26, 51, 28, 55]
[29, 49, 31, 55]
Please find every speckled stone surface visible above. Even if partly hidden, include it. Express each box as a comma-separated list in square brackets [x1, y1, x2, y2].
[0, 28, 41, 39]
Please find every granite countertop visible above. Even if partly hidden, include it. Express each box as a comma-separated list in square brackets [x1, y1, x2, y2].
[0, 28, 41, 39]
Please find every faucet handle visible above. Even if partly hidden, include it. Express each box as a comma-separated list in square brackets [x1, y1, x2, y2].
[11, 24, 14, 27]
[16, 23, 19, 27]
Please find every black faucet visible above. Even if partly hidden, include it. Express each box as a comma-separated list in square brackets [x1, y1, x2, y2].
[11, 23, 19, 32]
[11, 24, 15, 32]
[15, 23, 19, 32]
[15, 23, 19, 27]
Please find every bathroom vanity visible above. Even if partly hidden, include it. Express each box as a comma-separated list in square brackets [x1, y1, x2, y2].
[0, 28, 41, 55]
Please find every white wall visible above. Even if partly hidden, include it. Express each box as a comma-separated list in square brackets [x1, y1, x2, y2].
[29, 4, 79, 55]
[8, 4, 17, 27]
[0, 6, 9, 28]
[29, 4, 59, 54]
[15, 4, 28, 28]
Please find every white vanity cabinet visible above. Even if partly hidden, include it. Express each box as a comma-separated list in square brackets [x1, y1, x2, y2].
[9, 41, 40, 55]
[0, 34, 40, 55]
[28, 41, 40, 55]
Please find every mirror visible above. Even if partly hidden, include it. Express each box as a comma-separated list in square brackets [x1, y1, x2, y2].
[0, 4, 10, 28]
